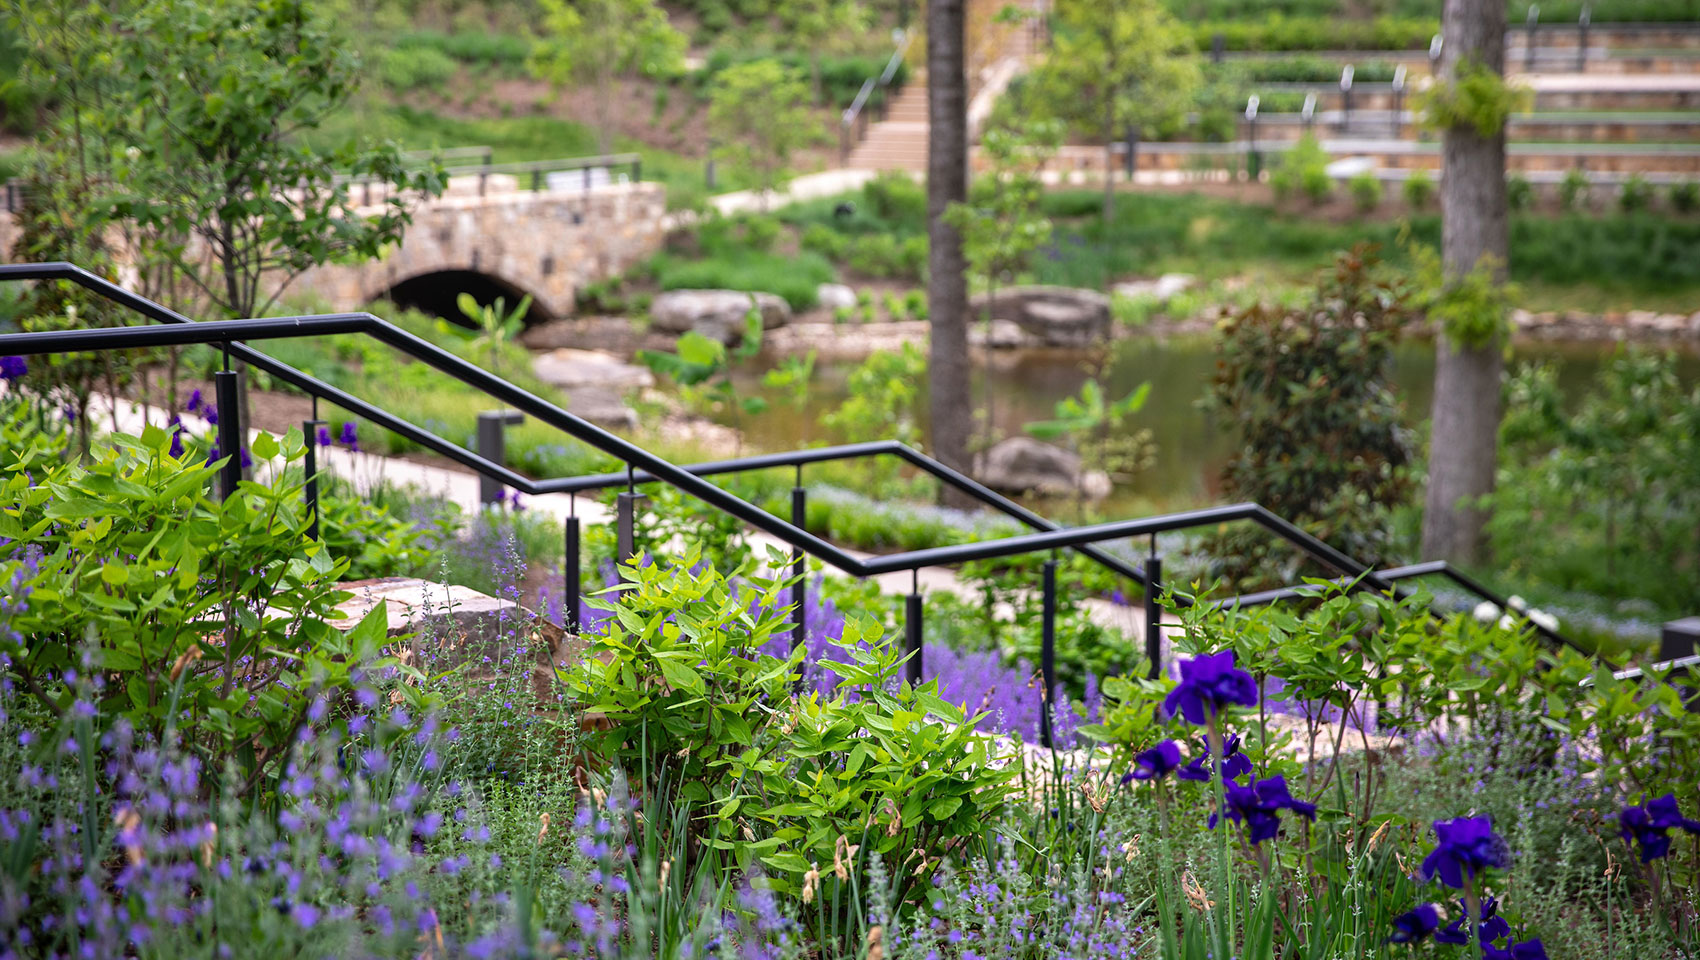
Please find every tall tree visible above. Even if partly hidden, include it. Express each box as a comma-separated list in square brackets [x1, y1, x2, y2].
[113, 0, 443, 323]
[706, 59, 819, 202]
[778, 0, 867, 104]
[530, 0, 686, 157]
[926, 0, 973, 503]
[1420, 0, 1512, 564]
[1029, 0, 1197, 224]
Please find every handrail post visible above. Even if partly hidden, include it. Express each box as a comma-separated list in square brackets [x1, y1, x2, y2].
[1040, 558, 1058, 749]
[904, 574, 923, 686]
[1144, 554, 1163, 680]
[303, 418, 326, 540]
[616, 468, 643, 565]
[1576, 5, 1590, 72]
[565, 508, 581, 633]
[214, 365, 242, 500]
[1525, 5, 1540, 73]
[476, 410, 524, 506]
[791, 474, 807, 656]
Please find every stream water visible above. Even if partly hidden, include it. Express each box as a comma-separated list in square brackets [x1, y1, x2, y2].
[711, 333, 1700, 513]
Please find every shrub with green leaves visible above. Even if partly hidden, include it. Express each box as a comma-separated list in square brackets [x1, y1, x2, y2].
[1561, 168, 1591, 211]
[1671, 180, 1699, 214]
[0, 425, 406, 791]
[1201, 248, 1414, 588]
[1270, 134, 1331, 205]
[1348, 170, 1382, 213]
[1402, 168, 1435, 210]
[1619, 174, 1653, 213]
[565, 548, 1014, 894]
[1507, 172, 1534, 211]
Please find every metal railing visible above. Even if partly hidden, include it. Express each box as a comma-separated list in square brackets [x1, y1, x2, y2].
[840, 30, 913, 165]
[341, 153, 644, 205]
[0, 261, 1595, 744]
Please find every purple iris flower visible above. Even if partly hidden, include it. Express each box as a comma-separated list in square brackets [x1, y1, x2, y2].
[1176, 733, 1253, 784]
[240, 447, 253, 470]
[1619, 793, 1700, 863]
[316, 425, 332, 447]
[339, 421, 359, 451]
[1164, 649, 1257, 725]
[1209, 774, 1316, 844]
[205, 405, 219, 426]
[187, 388, 203, 413]
[208, 444, 221, 463]
[1436, 895, 1511, 945]
[1387, 904, 1441, 944]
[1123, 740, 1182, 783]
[1484, 940, 1548, 960]
[1421, 817, 1508, 890]
[0, 355, 26, 381]
[169, 429, 185, 458]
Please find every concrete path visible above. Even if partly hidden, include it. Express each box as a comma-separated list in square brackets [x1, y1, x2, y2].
[708, 169, 881, 216]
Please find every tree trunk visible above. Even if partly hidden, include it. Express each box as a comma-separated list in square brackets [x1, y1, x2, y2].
[927, 0, 974, 508]
[1421, 0, 1508, 564]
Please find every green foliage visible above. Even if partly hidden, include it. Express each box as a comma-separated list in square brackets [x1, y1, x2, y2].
[707, 58, 820, 197]
[1025, 379, 1157, 501]
[394, 28, 531, 72]
[377, 44, 458, 91]
[1414, 244, 1515, 349]
[1506, 172, 1534, 211]
[1560, 168, 1591, 211]
[1269, 134, 1331, 205]
[1402, 169, 1435, 210]
[1672, 180, 1700, 214]
[0, 426, 409, 790]
[566, 549, 1014, 892]
[649, 250, 834, 311]
[690, 48, 908, 110]
[529, 0, 686, 153]
[1202, 249, 1414, 586]
[1188, 15, 1437, 52]
[862, 172, 928, 226]
[1488, 349, 1700, 617]
[1414, 60, 1530, 137]
[446, 290, 532, 378]
[1348, 171, 1382, 214]
[1031, 0, 1201, 147]
[948, 117, 1061, 295]
[1619, 174, 1653, 214]
[638, 314, 769, 442]
[317, 490, 449, 581]
[822, 345, 927, 493]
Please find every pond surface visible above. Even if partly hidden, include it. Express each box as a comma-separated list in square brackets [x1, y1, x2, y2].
[705, 333, 1700, 513]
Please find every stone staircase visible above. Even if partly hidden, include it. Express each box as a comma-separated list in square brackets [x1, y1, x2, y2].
[846, 79, 931, 172]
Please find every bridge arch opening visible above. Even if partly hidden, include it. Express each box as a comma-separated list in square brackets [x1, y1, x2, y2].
[375, 270, 554, 326]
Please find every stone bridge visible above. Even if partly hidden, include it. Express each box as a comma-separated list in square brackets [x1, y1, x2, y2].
[0, 172, 669, 323]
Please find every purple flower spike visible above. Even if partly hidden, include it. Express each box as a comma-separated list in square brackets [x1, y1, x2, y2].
[0, 355, 27, 381]
[187, 388, 203, 413]
[1422, 817, 1508, 890]
[1124, 740, 1182, 783]
[205, 405, 219, 426]
[316, 425, 332, 447]
[240, 447, 253, 469]
[169, 430, 185, 458]
[1620, 793, 1700, 863]
[1164, 649, 1257, 726]
[339, 421, 359, 451]
[1387, 904, 1441, 944]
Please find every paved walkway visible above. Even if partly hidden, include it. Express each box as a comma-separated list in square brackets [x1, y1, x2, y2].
[707, 169, 881, 216]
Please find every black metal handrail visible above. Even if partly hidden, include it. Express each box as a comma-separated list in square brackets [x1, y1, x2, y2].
[0, 261, 1593, 746]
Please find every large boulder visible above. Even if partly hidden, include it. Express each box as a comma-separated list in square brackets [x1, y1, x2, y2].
[532, 348, 654, 392]
[649, 289, 791, 344]
[816, 283, 858, 311]
[333, 577, 584, 698]
[967, 286, 1111, 348]
[974, 437, 1112, 502]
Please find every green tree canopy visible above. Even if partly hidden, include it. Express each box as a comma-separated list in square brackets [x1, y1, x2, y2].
[707, 59, 820, 201]
[530, 0, 687, 156]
